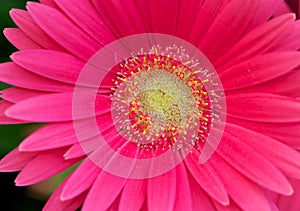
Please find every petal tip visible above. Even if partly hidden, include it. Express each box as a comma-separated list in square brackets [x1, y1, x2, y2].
[14, 177, 25, 187]
[18, 143, 30, 152]
[60, 191, 73, 202]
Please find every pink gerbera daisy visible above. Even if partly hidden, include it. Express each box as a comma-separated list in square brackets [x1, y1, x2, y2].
[1, 0, 300, 210]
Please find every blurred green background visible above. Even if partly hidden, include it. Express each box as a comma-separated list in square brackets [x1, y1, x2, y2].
[0, 0, 45, 210]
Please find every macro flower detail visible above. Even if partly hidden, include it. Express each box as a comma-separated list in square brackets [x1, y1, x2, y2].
[0, 0, 300, 211]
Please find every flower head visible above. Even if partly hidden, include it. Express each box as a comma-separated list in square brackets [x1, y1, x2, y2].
[1, 0, 300, 210]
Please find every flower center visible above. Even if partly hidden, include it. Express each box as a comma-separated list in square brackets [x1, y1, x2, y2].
[112, 52, 211, 156]
[73, 33, 226, 178]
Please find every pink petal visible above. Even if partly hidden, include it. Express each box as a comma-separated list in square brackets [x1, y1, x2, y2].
[248, 0, 282, 29]
[15, 148, 80, 186]
[274, 1, 293, 16]
[185, 153, 229, 205]
[61, 158, 100, 201]
[55, 0, 116, 45]
[199, 0, 261, 62]
[133, 0, 152, 32]
[20, 112, 113, 152]
[276, 178, 300, 211]
[0, 148, 37, 172]
[213, 199, 242, 211]
[227, 117, 300, 149]
[210, 154, 272, 211]
[10, 9, 64, 51]
[216, 14, 295, 69]
[119, 179, 146, 211]
[19, 123, 78, 152]
[39, 0, 58, 8]
[43, 175, 86, 211]
[149, 0, 179, 35]
[187, 172, 216, 210]
[3, 28, 42, 50]
[0, 100, 28, 124]
[226, 93, 300, 122]
[27, 2, 101, 61]
[63, 139, 98, 160]
[189, 0, 230, 45]
[234, 69, 300, 98]
[63, 143, 85, 160]
[175, 0, 203, 40]
[82, 171, 127, 211]
[6, 93, 111, 122]
[220, 51, 300, 90]
[12, 50, 84, 84]
[1, 88, 48, 103]
[173, 163, 193, 211]
[0, 62, 74, 92]
[218, 132, 293, 195]
[91, 0, 145, 37]
[148, 168, 176, 211]
[272, 20, 300, 51]
[226, 123, 300, 179]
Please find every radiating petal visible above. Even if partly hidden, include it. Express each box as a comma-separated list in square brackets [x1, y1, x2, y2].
[199, 0, 260, 62]
[187, 171, 216, 211]
[63, 138, 99, 160]
[12, 50, 84, 84]
[61, 158, 100, 201]
[0, 62, 73, 92]
[0, 100, 28, 124]
[0, 148, 37, 172]
[276, 179, 300, 211]
[248, 0, 281, 28]
[10, 9, 64, 51]
[216, 14, 295, 69]
[189, 0, 230, 45]
[119, 179, 146, 211]
[91, 0, 145, 37]
[220, 52, 300, 90]
[274, 1, 293, 16]
[63, 143, 86, 160]
[5, 93, 111, 122]
[15, 148, 80, 186]
[27, 2, 101, 60]
[227, 117, 300, 149]
[149, 0, 179, 35]
[148, 168, 176, 211]
[1, 88, 48, 103]
[234, 69, 300, 98]
[226, 123, 300, 179]
[39, 0, 58, 8]
[55, 0, 116, 45]
[213, 199, 242, 211]
[226, 93, 300, 122]
[185, 153, 229, 205]
[19, 123, 77, 151]
[210, 154, 272, 211]
[218, 132, 293, 195]
[3, 28, 42, 50]
[173, 163, 193, 211]
[175, 0, 203, 39]
[43, 175, 86, 211]
[82, 171, 127, 211]
[272, 20, 300, 51]
[133, 0, 152, 32]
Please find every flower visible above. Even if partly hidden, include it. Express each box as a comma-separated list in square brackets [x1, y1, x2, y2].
[273, 178, 300, 210]
[285, 0, 299, 15]
[1, 0, 300, 210]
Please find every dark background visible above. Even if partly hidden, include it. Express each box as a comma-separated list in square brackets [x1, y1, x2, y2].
[0, 0, 45, 210]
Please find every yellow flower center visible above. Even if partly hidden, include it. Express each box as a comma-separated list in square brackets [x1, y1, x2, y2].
[112, 53, 211, 156]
